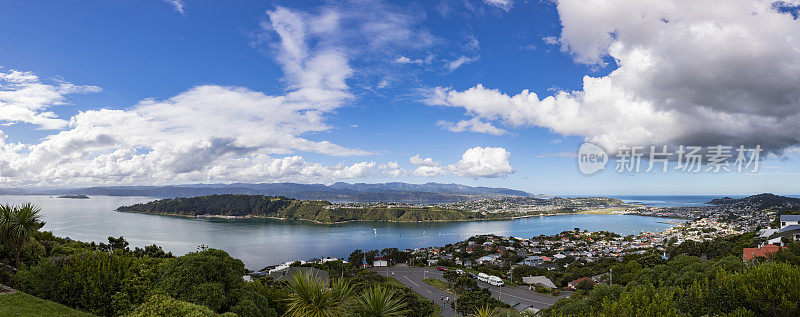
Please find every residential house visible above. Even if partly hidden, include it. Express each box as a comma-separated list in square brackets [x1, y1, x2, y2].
[743, 244, 785, 261]
[373, 256, 388, 267]
[522, 276, 556, 289]
[523, 256, 544, 266]
[567, 277, 596, 290]
[268, 267, 329, 284]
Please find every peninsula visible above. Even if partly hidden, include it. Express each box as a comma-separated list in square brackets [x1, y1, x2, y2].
[116, 194, 628, 223]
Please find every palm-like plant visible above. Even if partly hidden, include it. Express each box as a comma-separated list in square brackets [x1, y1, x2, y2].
[0, 203, 43, 269]
[284, 271, 354, 317]
[470, 305, 498, 317]
[352, 285, 409, 317]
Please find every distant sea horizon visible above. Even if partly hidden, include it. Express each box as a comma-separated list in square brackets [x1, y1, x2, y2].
[608, 194, 800, 207]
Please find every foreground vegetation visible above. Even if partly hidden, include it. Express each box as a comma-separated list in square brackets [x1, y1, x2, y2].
[7, 201, 800, 316]
[0, 291, 95, 317]
[0, 203, 440, 316]
[116, 194, 523, 223]
[540, 237, 800, 316]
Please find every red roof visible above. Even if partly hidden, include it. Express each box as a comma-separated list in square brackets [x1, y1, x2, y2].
[743, 244, 784, 261]
[567, 277, 596, 289]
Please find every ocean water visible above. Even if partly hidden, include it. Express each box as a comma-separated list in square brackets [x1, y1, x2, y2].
[612, 194, 800, 207]
[612, 195, 741, 207]
[0, 195, 680, 269]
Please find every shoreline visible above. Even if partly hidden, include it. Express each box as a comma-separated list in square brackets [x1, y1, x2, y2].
[115, 207, 686, 225]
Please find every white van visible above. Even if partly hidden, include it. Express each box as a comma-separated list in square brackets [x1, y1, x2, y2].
[488, 275, 504, 287]
[477, 273, 490, 283]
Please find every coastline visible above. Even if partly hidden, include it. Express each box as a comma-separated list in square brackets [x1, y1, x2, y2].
[115, 205, 684, 225]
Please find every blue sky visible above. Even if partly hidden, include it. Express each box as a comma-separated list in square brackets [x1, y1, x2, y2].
[1, 0, 799, 195]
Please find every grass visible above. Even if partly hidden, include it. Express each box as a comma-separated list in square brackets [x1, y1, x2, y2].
[0, 292, 95, 317]
[423, 278, 456, 295]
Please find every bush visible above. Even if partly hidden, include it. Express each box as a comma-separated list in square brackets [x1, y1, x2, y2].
[455, 288, 508, 315]
[15, 251, 146, 316]
[126, 294, 218, 317]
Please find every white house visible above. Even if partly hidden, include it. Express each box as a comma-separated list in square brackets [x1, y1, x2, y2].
[373, 259, 388, 267]
[523, 256, 544, 266]
[769, 215, 800, 246]
[522, 276, 556, 289]
[477, 253, 501, 264]
[780, 215, 800, 228]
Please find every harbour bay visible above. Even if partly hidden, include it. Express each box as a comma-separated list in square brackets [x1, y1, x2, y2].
[2, 195, 682, 270]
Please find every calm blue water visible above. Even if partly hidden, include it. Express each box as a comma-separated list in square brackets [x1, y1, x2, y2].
[612, 194, 800, 207]
[2, 195, 679, 270]
[612, 195, 737, 207]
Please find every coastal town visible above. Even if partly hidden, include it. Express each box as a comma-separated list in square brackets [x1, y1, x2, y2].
[256, 194, 788, 314]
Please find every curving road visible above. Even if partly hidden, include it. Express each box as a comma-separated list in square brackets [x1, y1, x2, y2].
[370, 267, 569, 316]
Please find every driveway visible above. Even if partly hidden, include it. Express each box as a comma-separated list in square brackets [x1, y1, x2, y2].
[370, 267, 568, 315]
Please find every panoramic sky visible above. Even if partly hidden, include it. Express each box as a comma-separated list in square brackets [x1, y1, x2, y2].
[1, 0, 800, 195]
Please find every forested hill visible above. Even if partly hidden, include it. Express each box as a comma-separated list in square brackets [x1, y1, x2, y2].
[116, 194, 509, 223]
[708, 193, 800, 210]
[31, 182, 532, 204]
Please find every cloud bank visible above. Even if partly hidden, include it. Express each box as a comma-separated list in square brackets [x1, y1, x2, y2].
[0, 3, 432, 186]
[428, 0, 800, 155]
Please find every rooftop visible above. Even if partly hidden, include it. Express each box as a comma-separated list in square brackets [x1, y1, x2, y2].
[781, 215, 800, 222]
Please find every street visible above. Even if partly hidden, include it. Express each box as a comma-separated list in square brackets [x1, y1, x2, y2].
[369, 267, 568, 316]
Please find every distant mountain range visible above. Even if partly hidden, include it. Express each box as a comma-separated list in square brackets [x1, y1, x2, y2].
[4, 182, 532, 203]
[708, 193, 800, 210]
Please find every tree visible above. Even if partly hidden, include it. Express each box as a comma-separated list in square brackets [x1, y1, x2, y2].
[0, 203, 43, 269]
[157, 249, 251, 313]
[349, 250, 365, 268]
[455, 288, 508, 315]
[443, 270, 460, 287]
[283, 272, 353, 317]
[107, 236, 130, 252]
[575, 278, 595, 291]
[453, 276, 479, 294]
[383, 285, 435, 317]
[352, 285, 409, 317]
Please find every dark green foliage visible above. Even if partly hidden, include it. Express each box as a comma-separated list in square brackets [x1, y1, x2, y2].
[454, 288, 508, 315]
[383, 284, 435, 317]
[452, 275, 479, 294]
[14, 251, 147, 316]
[543, 253, 800, 316]
[157, 248, 263, 315]
[126, 294, 218, 317]
[116, 194, 512, 223]
[349, 249, 365, 267]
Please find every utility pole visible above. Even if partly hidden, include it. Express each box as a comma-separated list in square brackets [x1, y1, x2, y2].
[610, 268, 613, 285]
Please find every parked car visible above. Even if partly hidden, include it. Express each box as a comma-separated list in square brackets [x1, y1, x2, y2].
[436, 266, 448, 271]
[468, 272, 477, 279]
[477, 272, 490, 283]
[455, 269, 465, 275]
[488, 275, 505, 287]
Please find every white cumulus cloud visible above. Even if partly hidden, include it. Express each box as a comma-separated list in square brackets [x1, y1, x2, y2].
[0, 4, 433, 186]
[428, 0, 800, 155]
[0, 69, 101, 130]
[437, 118, 508, 135]
[410, 147, 514, 178]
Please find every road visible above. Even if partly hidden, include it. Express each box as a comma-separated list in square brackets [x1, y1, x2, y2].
[370, 266, 568, 316]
